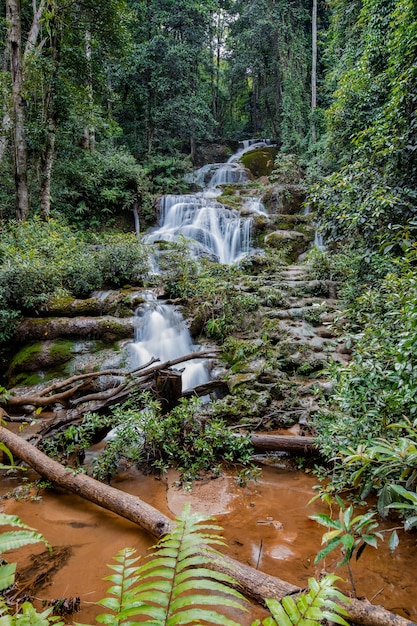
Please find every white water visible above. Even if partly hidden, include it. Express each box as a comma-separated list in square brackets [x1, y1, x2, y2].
[144, 142, 273, 264]
[129, 296, 209, 392]
[135, 142, 270, 390]
[146, 194, 252, 264]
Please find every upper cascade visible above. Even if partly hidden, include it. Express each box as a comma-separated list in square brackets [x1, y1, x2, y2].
[146, 194, 252, 264]
[144, 141, 270, 264]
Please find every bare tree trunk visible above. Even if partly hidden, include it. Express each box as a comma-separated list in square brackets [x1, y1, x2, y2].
[83, 29, 95, 152]
[0, 0, 44, 165]
[311, 0, 317, 143]
[39, 117, 56, 219]
[0, 45, 12, 163]
[23, 0, 46, 62]
[7, 0, 29, 220]
[0, 425, 415, 626]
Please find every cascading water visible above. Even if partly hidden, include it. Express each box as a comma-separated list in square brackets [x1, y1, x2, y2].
[129, 294, 209, 392]
[145, 141, 272, 264]
[135, 142, 269, 390]
[146, 194, 252, 264]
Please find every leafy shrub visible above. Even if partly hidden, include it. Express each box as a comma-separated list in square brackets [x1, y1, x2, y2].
[313, 263, 417, 503]
[52, 147, 148, 229]
[91, 394, 256, 485]
[270, 152, 305, 184]
[62, 253, 103, 298]
[0, 261, 61, 310]
[98, 234, 150, 287]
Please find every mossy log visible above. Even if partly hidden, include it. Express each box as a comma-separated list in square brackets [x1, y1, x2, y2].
[0, 426, 415, 626]
[13, 316, 136, 344]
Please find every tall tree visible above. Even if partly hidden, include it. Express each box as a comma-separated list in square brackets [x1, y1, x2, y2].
[7, 0, 29, 219]
[226, 0, 311, 150]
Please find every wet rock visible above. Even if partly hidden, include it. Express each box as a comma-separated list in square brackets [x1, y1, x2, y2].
[265, 230, 310, 262]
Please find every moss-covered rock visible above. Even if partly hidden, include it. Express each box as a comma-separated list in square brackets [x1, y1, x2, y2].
[240, 147, 278, 177]
[5, 339, 75, 386]
[265, 230, 310, 261]
[262, 184, 306, 215]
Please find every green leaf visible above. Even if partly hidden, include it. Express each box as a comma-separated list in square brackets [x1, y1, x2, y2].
[388, 530, 399, 553]
[0, 563, 16, 592]
[314, 536, 344, 564]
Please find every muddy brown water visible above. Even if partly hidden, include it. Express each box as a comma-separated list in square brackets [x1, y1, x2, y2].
[1, 462, 416, 625]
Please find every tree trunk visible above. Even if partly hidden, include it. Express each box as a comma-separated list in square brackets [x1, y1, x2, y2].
[39, 117, 56, 219]
[311, 0, 317, 143]
[0, 426, 415, 626]
[251, 433, 317, 454]
[7, 0, 29, 220]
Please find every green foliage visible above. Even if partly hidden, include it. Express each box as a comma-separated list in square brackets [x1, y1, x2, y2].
[53, 146, 147, 229]
[270, 153, 305, 185]
[91, 395, 256, 485]
[338, 419, 417, 529]
[0, 599, 63, 626]
[97, 504, 248, 626]
[0, 220, 150, 330]
[41, 411, 117, 465]
[252, 575, 349, 626]
[97, 506, 349, 626]
[313, 261, 417, 500]
[160, 251, 261, 342]
[97, 234, 150, 287]
[313, 0, 417, 246]
[0, 513, 50, 592]
[310, 497, 382, 597]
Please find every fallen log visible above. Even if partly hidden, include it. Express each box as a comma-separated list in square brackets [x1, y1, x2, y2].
[251, 434, 317, 454]
[0, 426, 415, 626]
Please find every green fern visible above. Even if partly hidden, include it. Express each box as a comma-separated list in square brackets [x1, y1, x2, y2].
[0, 514, 50, 592]
[252, 575, 350, 626]
[0, 597, 63, 626]
[97, 503, 248, 626]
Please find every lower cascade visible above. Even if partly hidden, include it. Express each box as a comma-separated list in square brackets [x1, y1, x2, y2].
[128, 295, 209, 392]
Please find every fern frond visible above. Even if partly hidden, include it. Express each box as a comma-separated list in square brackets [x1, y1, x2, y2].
[0, 514, 51, 593]
[255, 575, 350, 626]
[97, 503, 248, 626]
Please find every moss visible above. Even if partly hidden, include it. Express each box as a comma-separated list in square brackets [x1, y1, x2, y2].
[49, 339, 75, 361]
[240, 147, 278, 178]
[9, 372, 49, 387]
[8, 343, 43, 371]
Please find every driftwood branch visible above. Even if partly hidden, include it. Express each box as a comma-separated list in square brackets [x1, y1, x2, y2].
[0, 426, 414, 626]
[2, 351, 219, 412]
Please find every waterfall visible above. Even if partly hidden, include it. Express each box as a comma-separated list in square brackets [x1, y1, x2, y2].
[142, 142, 277, 264]
[145, 194, 252, 264]
[129, 295, 209, 392]
[134, 142, 269, 392]
[303, 204, 325, 251]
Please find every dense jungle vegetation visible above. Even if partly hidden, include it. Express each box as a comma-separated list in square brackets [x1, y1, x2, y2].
[0, 0, 417, 622]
